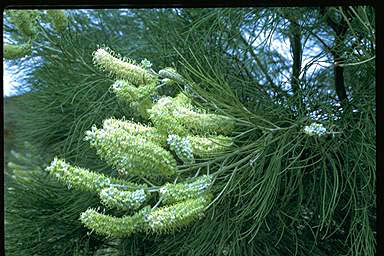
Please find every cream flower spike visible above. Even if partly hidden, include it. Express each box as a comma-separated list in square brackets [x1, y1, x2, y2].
[93, 48, 157, 86]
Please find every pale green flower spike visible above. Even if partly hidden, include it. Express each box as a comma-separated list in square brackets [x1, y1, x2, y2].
[101, 118, 167, 146]
[173, 107, 235, 135]
[47, 10, 68, 33]
[8, 10, 39, 38]
[80, 208, 147, 238]
[132, 98, 154, 119]
[46, 158, 143, 193]
[159, 175, 213, 204]
[93, 48, 157, 86]
[80, 194, 211, 237]
[148, 96, 190, 137]
[111, 80, 157, 118]
[3, 43, 32, 60]
[188, 135, 233, 157]
[167, 134, 194, 164]
[149, 92, 234, 137]
[99, 187, 148, 211]
[173, 92, 193, 107]
[84, 124, 177, 177]
[112, 80, 157, 103]
[142, 193, 213, 234]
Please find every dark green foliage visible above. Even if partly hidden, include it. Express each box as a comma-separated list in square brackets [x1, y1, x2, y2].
[4, 7, 375, 256]
[5, 145, 103, 256]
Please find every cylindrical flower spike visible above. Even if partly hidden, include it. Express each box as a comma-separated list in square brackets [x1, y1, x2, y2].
[173, 107, 235, 135]
[112, 80, 157, 103]
[142, 193, 213, 234]
[8, 10, 39, 38]
[112, 80, 157, 118]
[173, 92, 193, 108]
[101, 118, 167, 146]
[80, 208, 147, 238]
[47, 10, 68, 33]
[148, 96, 190, 137]
[187, 135, 233, 157]
[46, 158, 143, 193]
[84, 124, 177, 177]
[93, 48, 157, 86]
[159, 175, 213, 205]
[149, 93, 234, 137]
[3, 43, 32, 60]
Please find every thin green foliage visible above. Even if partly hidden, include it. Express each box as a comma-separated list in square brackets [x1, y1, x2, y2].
[4, 7, 375, 256]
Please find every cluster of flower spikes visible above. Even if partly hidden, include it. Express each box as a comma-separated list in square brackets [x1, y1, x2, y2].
[93, 48, 158, 118]
[148, 91, 235, 158]
[4, 10, 68, 60]
[46, 47, 236, 238]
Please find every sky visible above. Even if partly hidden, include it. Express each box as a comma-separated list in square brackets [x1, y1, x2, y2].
[3, 10, 331, 98]
[3, 63, 19, 97]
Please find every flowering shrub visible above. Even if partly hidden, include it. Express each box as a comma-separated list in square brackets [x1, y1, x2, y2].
[46, 47, 235, 237]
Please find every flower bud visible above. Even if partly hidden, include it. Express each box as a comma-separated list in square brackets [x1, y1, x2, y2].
[158, 67, 186, 84]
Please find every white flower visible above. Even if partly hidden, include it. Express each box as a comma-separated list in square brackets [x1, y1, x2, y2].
[303, 123, 327, 137]
[140, 58, 152, 69]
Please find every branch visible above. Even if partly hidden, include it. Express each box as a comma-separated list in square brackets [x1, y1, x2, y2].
[238, 34, 290, 99]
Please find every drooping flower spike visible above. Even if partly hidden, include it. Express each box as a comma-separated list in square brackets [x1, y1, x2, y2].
[46, 158, 143, 193]
[101, 118, 167, 146]
[149, 92, 235, 137]
[80, 193, 212, 237]
[84, 123, 178, 177]
[93, 48, 157, 86]
[80, 208, 147, 238]
[187, 134, 233, 157]
[159, 175, 213, 204]
[143, 193, 213, 234]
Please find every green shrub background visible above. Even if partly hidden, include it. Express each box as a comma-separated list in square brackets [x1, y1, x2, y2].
[4, 7, 376, 256]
